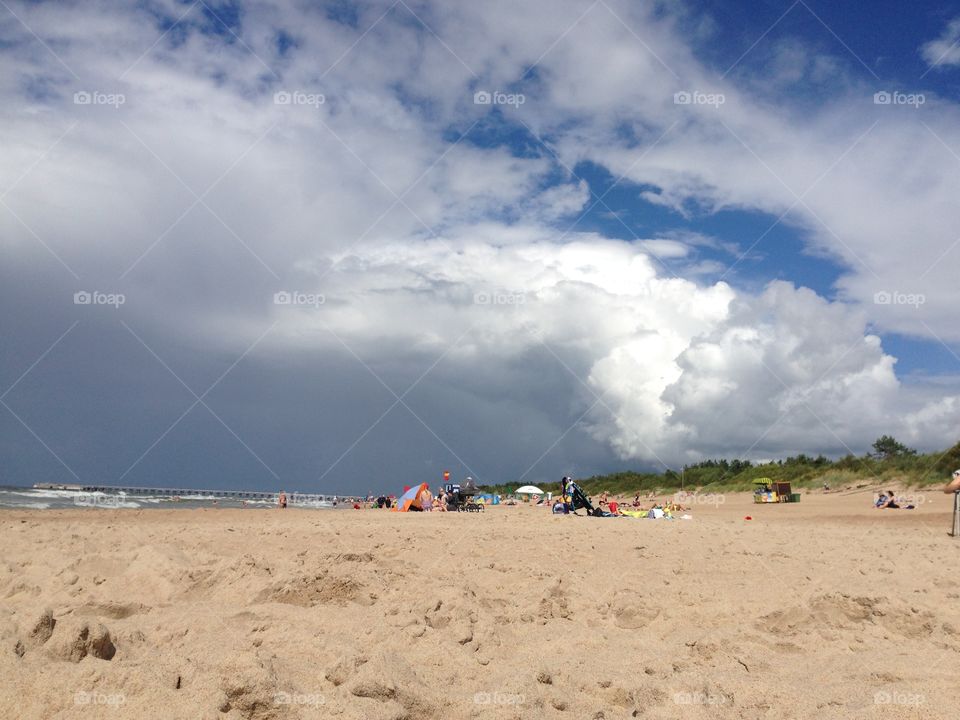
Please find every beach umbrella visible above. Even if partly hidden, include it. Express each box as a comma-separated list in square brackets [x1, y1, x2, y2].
[515, 485, 544, 495]
[392, 483, 430, 512]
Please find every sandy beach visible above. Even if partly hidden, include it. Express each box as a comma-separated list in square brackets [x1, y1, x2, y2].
[2, 489, 958, 719]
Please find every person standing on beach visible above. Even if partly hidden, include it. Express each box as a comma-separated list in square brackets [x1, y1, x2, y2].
[944, 470, 960, 536]
[943, 469, 960, 494]
[278, 490, 287, 509]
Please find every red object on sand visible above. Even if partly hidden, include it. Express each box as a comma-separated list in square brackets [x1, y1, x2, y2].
[608, 501, 619, 514]
[744, 516, 752, 520]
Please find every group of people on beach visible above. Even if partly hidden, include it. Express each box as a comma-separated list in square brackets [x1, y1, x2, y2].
[272, 469, 960, 523]
[874, 490, 914, 509]
[872, 471, 960, 510]
[542, 478, 688, 517]
[276, 491, 366, 509]
[868, 469, 960, 535]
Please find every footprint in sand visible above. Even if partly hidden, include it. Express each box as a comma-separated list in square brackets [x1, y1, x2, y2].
[597, 591, 661, 629]
[72, 601, 145, 620]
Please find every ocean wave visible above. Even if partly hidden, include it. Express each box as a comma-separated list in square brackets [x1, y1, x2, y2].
[0, 501, 52, 509]
[74, 500, 141, 509]
[0, 488, 326, 510]
[5, 489, 81, 499]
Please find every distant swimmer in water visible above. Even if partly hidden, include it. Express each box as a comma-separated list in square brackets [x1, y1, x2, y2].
[278, 490, 287, 509]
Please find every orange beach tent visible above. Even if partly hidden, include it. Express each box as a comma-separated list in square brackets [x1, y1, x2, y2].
[392, 482, 431, 512]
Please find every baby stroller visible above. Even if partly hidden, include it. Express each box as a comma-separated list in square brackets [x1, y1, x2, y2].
[562, 477, 602, 516]
[444, 480, 483, 512]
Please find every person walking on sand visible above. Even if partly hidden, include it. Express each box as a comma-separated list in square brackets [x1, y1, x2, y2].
[277, 490, 287, 509]
[944, 469, 960, 536]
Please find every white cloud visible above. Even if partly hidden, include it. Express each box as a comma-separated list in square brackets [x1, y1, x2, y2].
[275, 239, 960, 465]
[921, 18, 960, 69]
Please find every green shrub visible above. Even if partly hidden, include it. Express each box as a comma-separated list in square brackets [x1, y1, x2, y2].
[475, 437, 960, 496]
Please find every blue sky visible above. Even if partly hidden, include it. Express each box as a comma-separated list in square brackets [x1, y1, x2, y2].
[455, 0, 960, 377]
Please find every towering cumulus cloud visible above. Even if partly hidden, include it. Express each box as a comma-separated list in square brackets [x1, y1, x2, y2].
[284, 237, 958, 469]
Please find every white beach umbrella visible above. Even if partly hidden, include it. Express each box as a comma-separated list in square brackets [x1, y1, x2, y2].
[515, 485, 545, 495]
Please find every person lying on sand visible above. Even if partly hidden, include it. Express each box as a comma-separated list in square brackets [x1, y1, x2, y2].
[874, 493, 887, 508]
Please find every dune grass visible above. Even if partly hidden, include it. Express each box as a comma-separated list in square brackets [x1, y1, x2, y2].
[478, 439, 960, 497]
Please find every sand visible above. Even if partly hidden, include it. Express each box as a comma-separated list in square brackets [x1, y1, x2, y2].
[1, 488, 958, 719]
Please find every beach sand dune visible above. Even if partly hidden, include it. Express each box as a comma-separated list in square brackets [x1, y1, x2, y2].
[1, 490, 958, 719]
